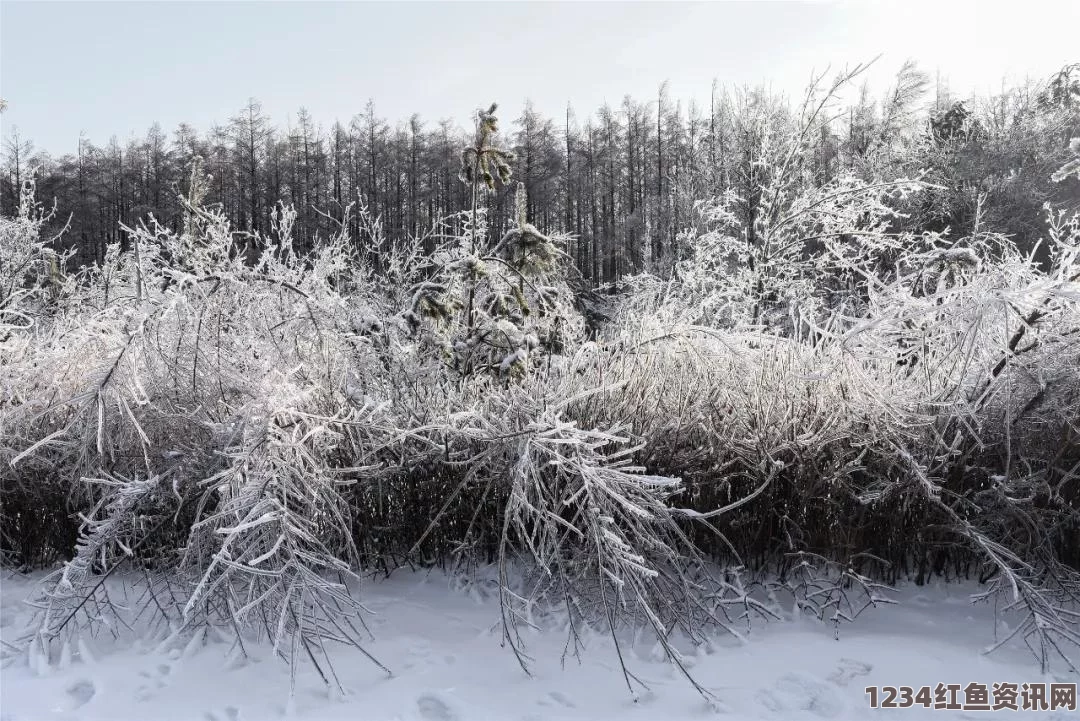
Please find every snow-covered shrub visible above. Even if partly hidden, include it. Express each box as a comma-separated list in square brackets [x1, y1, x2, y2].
[675, 175, 924, 332]
[2, 170, 407, 685]
[0, 180, 72, 324]
[0, 182, 81, 568]
[602, 151, 1080, 671]
[1053, 137, 1080, 182]
[404, 105, 582, 380]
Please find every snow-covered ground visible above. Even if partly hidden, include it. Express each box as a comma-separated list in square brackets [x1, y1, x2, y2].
[1, 569, 1075, 721]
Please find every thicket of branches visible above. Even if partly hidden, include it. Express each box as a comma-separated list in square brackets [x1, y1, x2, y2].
[2, 69, 1080, 697]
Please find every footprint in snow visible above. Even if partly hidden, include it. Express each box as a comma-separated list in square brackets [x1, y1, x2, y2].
[417, 693, 457, 721]
[134, 663, 173, 701]
[402, 641, 435, 670]
[203, 706, 241, 721]
[538, 691, 576, 709]
[756, 673, 845, 718]
[826, 658, 872, 687]
[66, 679, 96, 709]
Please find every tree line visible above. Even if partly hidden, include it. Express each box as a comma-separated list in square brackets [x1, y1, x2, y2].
[3, 62, 1078, 285]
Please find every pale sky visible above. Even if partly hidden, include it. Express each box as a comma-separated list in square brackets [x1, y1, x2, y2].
[2, 0, 1078, 156]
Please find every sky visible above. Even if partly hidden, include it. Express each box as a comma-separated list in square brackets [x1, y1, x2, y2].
[2, 0, 1078, 156]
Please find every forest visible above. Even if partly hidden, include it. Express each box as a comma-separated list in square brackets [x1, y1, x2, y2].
[2, 59, 1080, 698]
[5, 62, 1079, 284]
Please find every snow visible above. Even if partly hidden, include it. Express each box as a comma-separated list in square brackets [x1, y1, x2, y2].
[1, 569, 1074, 721]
